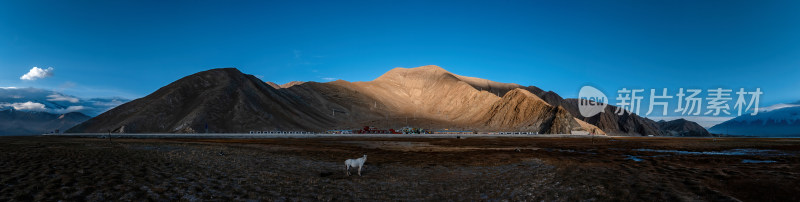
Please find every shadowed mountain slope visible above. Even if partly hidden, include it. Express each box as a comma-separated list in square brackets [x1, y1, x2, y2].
[658, 119, 712, 137]
[69, 68, 342, 133]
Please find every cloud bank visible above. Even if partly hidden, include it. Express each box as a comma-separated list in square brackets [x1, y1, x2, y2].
[52, 105, 86, 114]
[20, 67, 54, 81]
[46, 94, 79, 103]
[0, 101, 47, 111]
[0, 87, 131, 116]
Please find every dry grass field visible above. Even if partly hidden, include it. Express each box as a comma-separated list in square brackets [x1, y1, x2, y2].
[1, 136, 799, 201]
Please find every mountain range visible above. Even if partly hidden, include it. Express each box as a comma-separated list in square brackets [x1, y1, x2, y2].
[709, 101, 800, 137]
[0, 87, 129, 135]
[67, 65, 709, 136]
[0, 109, 90, 135]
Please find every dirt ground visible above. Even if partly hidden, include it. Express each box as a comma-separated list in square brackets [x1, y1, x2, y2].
[1, 136, 799, 201]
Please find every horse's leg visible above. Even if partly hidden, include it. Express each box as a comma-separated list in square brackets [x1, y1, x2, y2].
[358, 165, 362, 176]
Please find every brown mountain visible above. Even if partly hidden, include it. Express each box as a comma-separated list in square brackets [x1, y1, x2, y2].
[69, 68, 343, 133]
[68, 65, 703, 136]
[481, 89, 579, 133]
[429, 74, 666, 136]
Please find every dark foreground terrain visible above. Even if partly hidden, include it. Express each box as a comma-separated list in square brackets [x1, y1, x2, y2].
[1, 136, 799, 201]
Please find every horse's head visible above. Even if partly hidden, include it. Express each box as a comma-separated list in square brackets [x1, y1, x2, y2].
[363, 154, 367, 159]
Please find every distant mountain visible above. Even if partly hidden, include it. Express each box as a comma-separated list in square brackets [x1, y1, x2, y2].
[0, 109, 90, 136]
[0, 87, 129, 116]
[657, 119, 712, 137]
[708, 102, 800, 137]
[68, 66, 706, 136]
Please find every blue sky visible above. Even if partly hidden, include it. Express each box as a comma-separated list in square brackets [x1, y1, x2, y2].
[1, 0, 799, 123]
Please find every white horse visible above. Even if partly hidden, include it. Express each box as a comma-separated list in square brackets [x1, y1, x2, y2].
[345, 154, 367, 176]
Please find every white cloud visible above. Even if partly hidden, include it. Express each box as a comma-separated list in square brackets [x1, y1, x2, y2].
[65, 105, 85, 111]
[20, 67, 54, 80]
[0, 101, 47, 111]
[321, 77, 337, 81]
[759, 103, 800, 112]
[52, 105, 86, 114]
[46, 94, 80, 103]
[0, 87, 19, 89]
